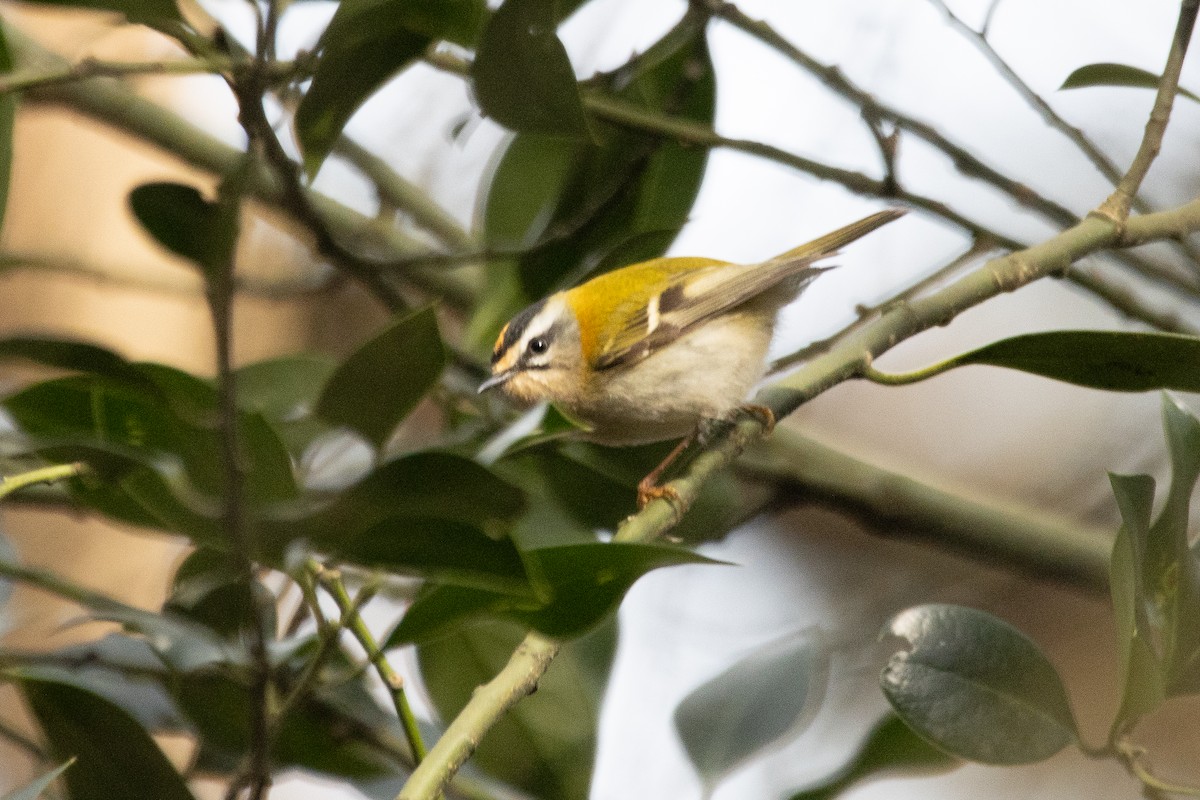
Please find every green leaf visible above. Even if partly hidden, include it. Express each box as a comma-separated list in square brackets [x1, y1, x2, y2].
[674, 628, 829, 789]
[10, 0, 182, 25]
[470, 9, 713, 347]
[18, 675, 196, 800]
[334, 516, 529, 592]
[1, 759, 75, 800]
[1107, 472, 1166, 730]
[471, 0, 589, 137]
[0, 337, 154, 391]
[386, 541, 722, 644]
[881, 604, 1078, 765]
[234, 354, 338, 456]
[128, 183, 214, 268]
[166, 547, 276, 640]
[934, 331, 1200, 392]
[1147, 395, 1200, 694]
[316, 306, 445, 449]
[1060, 62, 1200, 102]
[297, 451, 525, 544]
[296, 0, 486, 174]
[417, 617, 614, 799]
[787, 714, 958, 800]
[0, 26, 15, 239]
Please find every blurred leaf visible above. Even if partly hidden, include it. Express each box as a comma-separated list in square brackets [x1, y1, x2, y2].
[1107, 472, 1166, 730]
[470, 9, 713, 349]
[0, 555, 234, 672]
[1147, 395, 1200, 694]
[334, 516, 529, 592]
[787, 714, 959, 800]
[674, 628, 829, 789]
[934, 331, 1200, 391]
[1060, 62, 1200, 101]
[296, 0, 486, 174]
[1, 759, 74, 800]
[235, 354, 338, 455]
[417, 617, 615, 799]
[10, 0, 182, 24]
[18, 674, 196, 800]
[0, 27, 16, 246]
[472, 0, 589, 137]
[129, 183, 216, 271]
[881, 604, 1078, 765]
[299, 451, 525, 542]
[386, 541, 721, 644]
[0, 336, 154, 391]
[166, 547, 276, 640]
[316, 306, 445, 449]
[177, 669, 394, 779]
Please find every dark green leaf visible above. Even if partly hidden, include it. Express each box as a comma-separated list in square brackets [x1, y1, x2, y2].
[470, 9, 713, 346]
[10, 0, 182, 25]
[234, 354, 339, 456]
[0, 26, 15, 240]
[674, 628, 829, 788]
[417, 618, 615, 799]
[316, 306, 445, 449]
[334, 516, 529, 592]
[299, 451, 525, 542]
[471, 0, 589, 137]
[787, 714, 958, 800]
[166, 548, 276, 640]
[129, 183, 214, 268]
[296, 0, 486, 174]
[18, 675, 196, 800]
[0, 337, 153, 391]
[2, 759, 74, 800]
[941, 331, 1200, 392]
[1060, 62, 1200, 102]
[881, 604, 1078, 764]
[387, 541, 721, 644]
[1107, 472, 1166, 730]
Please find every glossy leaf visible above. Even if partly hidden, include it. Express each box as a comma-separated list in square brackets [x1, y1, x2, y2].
[10, 0, 182, 24]
[472, 0, 588, 137]
[674, 628, 829, 789]
[296, 0, 486, 174]
[1, 759, 75, 800]
[881, 604, 1078, 765]
[18, 674, 196, 800]
[787, 714, 958, 800]
[1060, 62, 1200, 102]
[938, 331, 1200, 391]
[386, 541, 721, 644]
[418, 618, 615, 799]
[1107, 472, 1166, 730]
[334, 516, 529, 592]
[316, 306, 445, 449]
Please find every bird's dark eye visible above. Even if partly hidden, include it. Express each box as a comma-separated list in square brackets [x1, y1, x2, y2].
[528, 336, 549, 355]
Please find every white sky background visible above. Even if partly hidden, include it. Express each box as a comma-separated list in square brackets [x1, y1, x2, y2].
[195, 0, 1200, 797]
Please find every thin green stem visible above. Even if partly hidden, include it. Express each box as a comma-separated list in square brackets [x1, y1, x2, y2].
[1097, 0, 1199, 223]
[311, 561, 428, 763]
[0, 55, 244, 94]
[859, 361, 954, 386]
[0, 463, 84, 500]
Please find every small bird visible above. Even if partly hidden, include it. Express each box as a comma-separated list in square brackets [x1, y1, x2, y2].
[480, 208, 905, 507]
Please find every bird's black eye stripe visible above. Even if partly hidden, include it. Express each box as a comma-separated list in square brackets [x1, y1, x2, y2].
[528, 336, 549, 355]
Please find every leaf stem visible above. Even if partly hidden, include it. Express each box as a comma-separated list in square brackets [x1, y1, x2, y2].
[310, 561, 428, 763]
[0, 463, 84, 500]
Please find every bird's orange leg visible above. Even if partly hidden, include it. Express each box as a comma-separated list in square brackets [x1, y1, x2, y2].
[636, 434, 693, 511]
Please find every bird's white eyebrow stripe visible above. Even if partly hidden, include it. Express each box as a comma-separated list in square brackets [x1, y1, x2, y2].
[646, 293, 661, 335]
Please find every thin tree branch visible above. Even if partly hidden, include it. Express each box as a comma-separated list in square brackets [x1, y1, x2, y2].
[693, 0, 1200, 293]
[0, 55, 254, 94]
[1095, 0, 1200, 224]
[0, 462, 84, 500]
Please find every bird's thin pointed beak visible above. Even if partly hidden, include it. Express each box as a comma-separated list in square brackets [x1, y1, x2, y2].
[478, 371, 513, 394]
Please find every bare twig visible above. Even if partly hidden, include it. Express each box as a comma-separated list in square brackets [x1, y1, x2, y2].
[1095, 0, 1200, 224]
